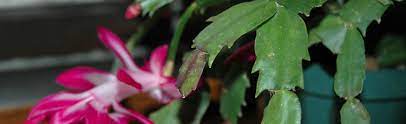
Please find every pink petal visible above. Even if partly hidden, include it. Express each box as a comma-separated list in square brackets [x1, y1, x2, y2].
[26, 92, 81, 123]
[117, 68, 158, 89]
[57, 97, 96, 123]
[141, 60, 152, 72]
[97, 26, 139, 71]
[49, 109, 86, 124]
[49, 113, 66, 124]
[85, 108, 116, 124]
[56, 66, 114, 91]
[149, 45, 168, 75]
[112, 102, 153, 124]
[125, 3, 142, 20]
[148, 89, 166, 103]
[117, 68, 143, 90]
[144, 78, 180, 104]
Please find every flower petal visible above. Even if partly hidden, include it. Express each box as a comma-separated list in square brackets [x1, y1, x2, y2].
[85, 108, 116, 124]
[117, 68, 159, 90]
[26, 92, 82, 123]
[49, 109, 86, 124]
[144, 78, 180, 104]
[149, 45, 168, 74]
[97, 26, 139, 71]
[56, 66, 115, 91]
[49, 112, 67, 124]
[116, 68, 143, 90]
[125, 3, 142, 20]
[112, 102, 153, 124]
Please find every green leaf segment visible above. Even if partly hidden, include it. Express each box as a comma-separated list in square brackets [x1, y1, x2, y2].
[262, 90, 301, 124]
[334, 26, 366, 98]
[177, 49, 207, 97]
[340, 98, 370, 124]
[253, 4, 310, 96]
[220, 74, 250, 124]
[339, 0, 389, 35]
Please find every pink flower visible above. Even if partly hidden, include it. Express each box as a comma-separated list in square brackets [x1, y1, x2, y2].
[97, 26, 181, 103]
[27, 26, 180, 123]
[125, 3, 142, 20]
[26, 67, 152, 124]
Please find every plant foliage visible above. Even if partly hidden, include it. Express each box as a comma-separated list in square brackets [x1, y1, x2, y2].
[133, 0, 400, 123]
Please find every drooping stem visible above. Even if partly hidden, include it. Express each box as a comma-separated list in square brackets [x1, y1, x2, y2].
[164, 2, 198, 76]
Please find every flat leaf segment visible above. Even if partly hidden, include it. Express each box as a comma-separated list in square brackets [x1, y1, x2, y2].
[334, 26, 366, 98]
[340, 98, 370, 124]
[253, 5, 309, 96]
[177, 50, 207, 97]
[220, 74, 250, 124]
[262, 90, 301, 124]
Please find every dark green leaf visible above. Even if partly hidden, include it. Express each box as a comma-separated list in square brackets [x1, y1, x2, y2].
[192, 92, 210, 124]
[150, 100, 181, 124]
[339, 0, 388, 35]
[137, 0, 173, 16]
[197, 0, 229, 8]
[334, 26, 366, 98]
[177, 49, 207, 97]
[340, 98, 370, 124]
[313, 15, 347, 53]
[193, 0, 277, 67]
[220, 73, 250, 124]
[276, 0, 326, 16]
[253, 6, 309, 96]
[262, 90, 301, 124]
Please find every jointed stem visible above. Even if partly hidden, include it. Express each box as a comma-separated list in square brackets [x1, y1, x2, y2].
[164, 2, 198, 76]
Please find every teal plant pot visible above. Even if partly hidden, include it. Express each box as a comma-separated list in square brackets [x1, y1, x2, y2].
[300, 64, 406, 124]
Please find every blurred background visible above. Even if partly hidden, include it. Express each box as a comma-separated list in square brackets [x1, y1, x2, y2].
[0, 0, 405, 124]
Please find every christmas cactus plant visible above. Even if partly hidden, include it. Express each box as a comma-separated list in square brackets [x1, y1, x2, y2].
[26, 0, 403, 123]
